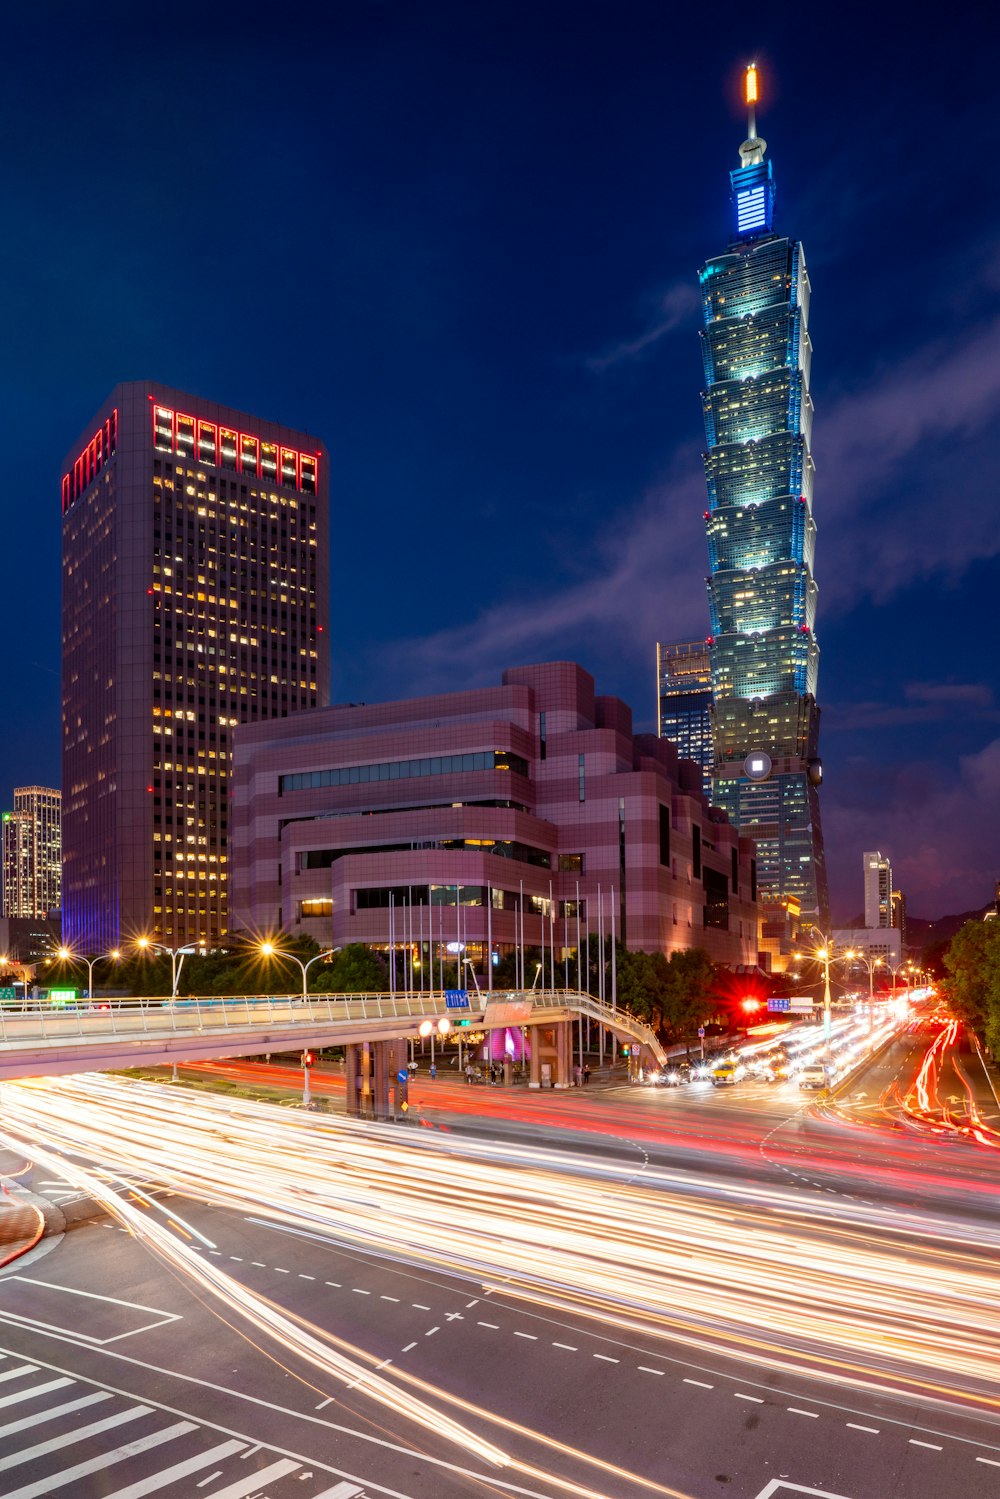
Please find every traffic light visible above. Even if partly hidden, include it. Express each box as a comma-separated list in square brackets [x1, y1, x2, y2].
[302, 1050, 315, 1069]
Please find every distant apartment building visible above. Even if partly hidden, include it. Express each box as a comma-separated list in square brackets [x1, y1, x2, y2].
[2, 786, 61, 918]
[863, 850, 893, 929]
[61, 382, 330, 951]
[230, 662, 761, 972]
[656, 640, 713, 801]
[833, 927, 902, 970]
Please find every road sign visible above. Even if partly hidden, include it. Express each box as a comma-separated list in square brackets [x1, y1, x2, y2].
[0, 987, 16, 1000]
[397, 1069, 409, 1084]
[767, 997, 790, 1012]
[697, 1026, 706, 1036]
[789, 997, 815, 1011]
[444, 989, 470, 1010]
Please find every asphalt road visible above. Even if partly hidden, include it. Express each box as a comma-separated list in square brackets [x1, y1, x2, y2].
[1, 1018, 999, 1499]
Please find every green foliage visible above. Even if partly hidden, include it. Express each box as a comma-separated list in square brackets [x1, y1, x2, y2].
[942, 919, 1000, 1051]
[310, 944, 388, 994]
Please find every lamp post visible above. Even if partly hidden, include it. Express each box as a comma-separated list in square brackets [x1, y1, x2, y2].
[56, 946, 122, 1000]
[793, 933, 854, 1056]
[135, 937, 206, 997]
[259, 942, 341, 1000]
[846, 952, 884, 1031]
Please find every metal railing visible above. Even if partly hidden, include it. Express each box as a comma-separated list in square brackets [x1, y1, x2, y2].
[0, 988, 667, 1065]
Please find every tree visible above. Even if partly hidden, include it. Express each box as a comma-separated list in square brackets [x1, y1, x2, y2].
[659, 949, 718, 1041]
[942, 919, 1000, 1048]
[310, 944, 388, 994]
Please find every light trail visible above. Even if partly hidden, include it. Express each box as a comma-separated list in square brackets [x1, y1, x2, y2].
[4, 1069, 1000, 1453]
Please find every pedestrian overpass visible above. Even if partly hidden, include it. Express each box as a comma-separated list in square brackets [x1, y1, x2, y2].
[0, 989, 667, 1116]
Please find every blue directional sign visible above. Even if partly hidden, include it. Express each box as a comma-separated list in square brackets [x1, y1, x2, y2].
[396, 1069, 409, 1084]
[444, 989, 471, 1010]
[767, 997, 791, 1012]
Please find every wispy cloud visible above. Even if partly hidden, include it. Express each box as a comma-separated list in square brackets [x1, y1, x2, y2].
[584, 283, 699, 372]
[904, 681, 994, 708]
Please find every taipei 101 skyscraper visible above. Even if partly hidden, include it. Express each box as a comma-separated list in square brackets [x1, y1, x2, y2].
[699, 65, 828, 939]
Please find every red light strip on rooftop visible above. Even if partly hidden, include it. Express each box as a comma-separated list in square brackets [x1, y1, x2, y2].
[152, 403, 318, 496]
[62, 410, 119, 513]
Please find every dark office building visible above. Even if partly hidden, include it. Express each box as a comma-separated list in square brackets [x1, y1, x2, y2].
[61, 381, 330, 950]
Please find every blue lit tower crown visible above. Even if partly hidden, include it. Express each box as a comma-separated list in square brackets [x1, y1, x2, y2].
[699, 66, 829, 929]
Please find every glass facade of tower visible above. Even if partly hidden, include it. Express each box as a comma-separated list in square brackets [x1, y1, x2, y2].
[656, 640, 713, 800]
[699, 132, 828, 927]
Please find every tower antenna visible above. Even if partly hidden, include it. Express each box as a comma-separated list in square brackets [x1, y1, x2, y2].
[739, 62, 766, 168]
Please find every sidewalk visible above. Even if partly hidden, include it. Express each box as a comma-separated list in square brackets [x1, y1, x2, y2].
[0, 1148, 52, 1267]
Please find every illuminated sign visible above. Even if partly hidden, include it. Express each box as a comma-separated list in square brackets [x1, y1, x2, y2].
[62, 410, 119, 513]
[151, 405, 318, 496]
[737, 185, 768, 234]
[745, 64, 758, 106]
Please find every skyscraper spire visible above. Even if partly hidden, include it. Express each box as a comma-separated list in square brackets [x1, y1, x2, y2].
[740, 62, 766, 167]
[730, 61, 774, 237]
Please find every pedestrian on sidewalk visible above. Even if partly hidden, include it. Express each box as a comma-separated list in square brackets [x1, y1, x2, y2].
[583, 1063, 591, 1085]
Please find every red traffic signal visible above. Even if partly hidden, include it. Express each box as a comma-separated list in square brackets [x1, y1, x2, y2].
[302, 1050, 315, 1069]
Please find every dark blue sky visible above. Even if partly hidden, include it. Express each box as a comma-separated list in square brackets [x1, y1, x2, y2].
[5, 2, 999, 921]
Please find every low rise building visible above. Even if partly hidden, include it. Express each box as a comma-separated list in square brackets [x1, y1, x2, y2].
[230, 662, 760, 973]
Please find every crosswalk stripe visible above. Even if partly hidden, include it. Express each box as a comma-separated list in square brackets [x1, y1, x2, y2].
[0, 1376, 73, 1408]
[3, 1404, 154, 1468]
[98, 1438, 248, 1498]
[198, 1459, 300, 1498]
[0, 1364, 38, 1384]
[1, 1419, 197, 1499]
[0, 1389, 112, 1439]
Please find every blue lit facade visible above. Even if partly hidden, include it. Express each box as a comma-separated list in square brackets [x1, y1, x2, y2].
[698, 107, 828, 930]
[656, 640, 713, 801]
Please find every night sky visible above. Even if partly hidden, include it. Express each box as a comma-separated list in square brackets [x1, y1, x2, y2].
[4, 2, 999, 922]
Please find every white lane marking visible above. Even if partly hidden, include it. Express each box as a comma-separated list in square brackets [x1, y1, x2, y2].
[424, 1327, 439, 1338]
[0, 1389, 111, 1438]
[352, 1289, 370, 1296]
[0, 1376, 73, 1408]
[465, 1299, 479, 1309]
[846, 1423, 879, 1433]
[379, 1296, 399, 1303]
[411, 1304, 430, 1311]
[752, 1478, 855, 1496]
[315, 1397, 334, 1410]
[273, 1267, 289, 1275]
[299, 1274, 315, 1281]
[976, 1456, 1000, 1467]
[401, 1341, 417, 1352]
[3, 1403, 154, 1467]
[0, 1365, 38, 1384]
[477, 1322, 499, 1329]
[1, 1418, 195, 1498]
[513, 1331, 537, 1340]
[251, 1262, 266, 1268]
[638, 1367, 665, 1376]
[552, 1343, 577, 1351]
[684, 1378, 713, 1389]
[192, 1459, 300, 1498]
[325, 1281, 341, 1288]
[909, 1439, 942, 1450]
[593, 1354, 619, 1363]
[228, 1257, 242, 1262]
[788, 1408, 819, 1418]
[100, 1439, 248, 1498]
[735, 1392, 764, 1403]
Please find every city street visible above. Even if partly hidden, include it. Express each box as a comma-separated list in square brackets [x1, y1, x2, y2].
[1, 1021, 999, 1498]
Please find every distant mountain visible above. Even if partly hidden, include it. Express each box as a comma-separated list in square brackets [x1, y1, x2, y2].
[908, 908, 993, 951]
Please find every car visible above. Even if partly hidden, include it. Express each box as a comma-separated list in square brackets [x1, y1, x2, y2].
[711, 1061, 741, 1086]
[797, 1063, 827, 1090]
[660, 1062, 691, 1087]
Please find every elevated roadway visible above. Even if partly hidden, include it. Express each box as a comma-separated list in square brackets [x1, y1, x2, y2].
[0, 988, 667, 1085]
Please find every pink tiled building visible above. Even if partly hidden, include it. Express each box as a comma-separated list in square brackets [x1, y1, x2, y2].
[230, 663, 760, 971]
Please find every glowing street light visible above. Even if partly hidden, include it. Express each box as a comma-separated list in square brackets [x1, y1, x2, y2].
[258, 941, 341, 1000]
[135, 937, 206, 998]
[53, 945, 123, 1000]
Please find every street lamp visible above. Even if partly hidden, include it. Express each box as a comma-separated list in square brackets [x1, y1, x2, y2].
[258, 941, 341, 1000]
[55, 945, 122, 1000]
[793, 932, 854, 1056]
[135, 937, 207, 998]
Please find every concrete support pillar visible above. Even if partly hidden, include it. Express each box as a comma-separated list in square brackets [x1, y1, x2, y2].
[527, 1022, 572, 1089]
[345, 1039, 409, 1121]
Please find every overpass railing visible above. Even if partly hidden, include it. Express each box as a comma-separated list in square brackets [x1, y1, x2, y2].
[0, 988, 667, 1065]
